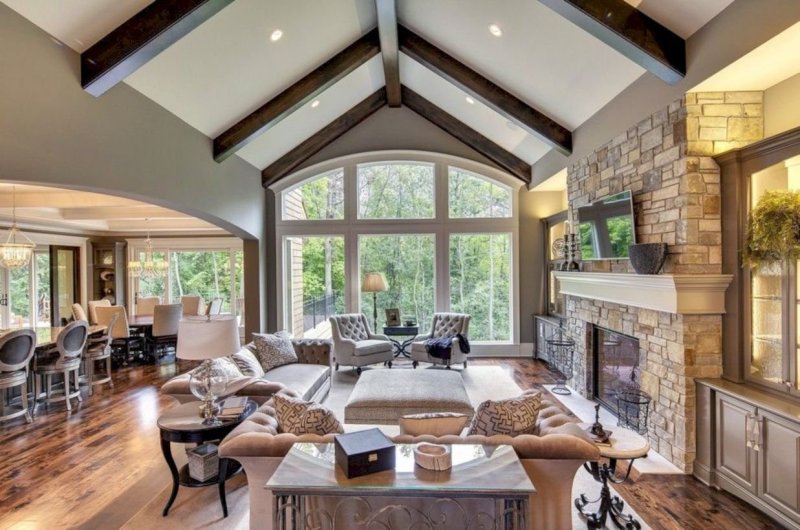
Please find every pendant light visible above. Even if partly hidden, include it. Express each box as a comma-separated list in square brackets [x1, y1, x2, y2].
[0, 186, 36, 270]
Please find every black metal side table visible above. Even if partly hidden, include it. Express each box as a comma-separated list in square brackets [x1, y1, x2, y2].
[546, 337, 575, 395]
[382, 325, 419, 358]
[157, 399, 257, 517]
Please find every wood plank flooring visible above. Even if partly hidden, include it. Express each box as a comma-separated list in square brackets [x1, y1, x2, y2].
[0, 358, 786, 529]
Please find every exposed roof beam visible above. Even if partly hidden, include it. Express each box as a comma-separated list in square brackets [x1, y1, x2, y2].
[401, 86, 531, 184]
[538, 0, 685, 84]
[214, 29, 381, 162]
[81, 0, 236, 97]
[375, 0, 401, 107]
[262, 89, 388, 187]
[398, 25, 571, 155]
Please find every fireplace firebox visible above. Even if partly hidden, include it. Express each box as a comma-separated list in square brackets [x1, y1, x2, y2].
[591, 325, 640, 413]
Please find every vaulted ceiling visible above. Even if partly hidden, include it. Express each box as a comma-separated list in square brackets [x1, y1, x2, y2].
[3, 0, 736, 188]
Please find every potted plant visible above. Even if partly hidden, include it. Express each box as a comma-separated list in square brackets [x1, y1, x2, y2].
[743, 190, 800, 268]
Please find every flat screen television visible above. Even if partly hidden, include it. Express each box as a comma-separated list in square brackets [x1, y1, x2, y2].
[577, 191, 636, 260]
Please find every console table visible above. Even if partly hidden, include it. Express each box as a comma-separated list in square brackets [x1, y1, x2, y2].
[268, 442, 534, 529]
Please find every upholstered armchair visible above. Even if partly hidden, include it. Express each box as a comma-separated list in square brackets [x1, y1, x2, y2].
[410, 313, 471, 369]
[329, 313, 393, 375]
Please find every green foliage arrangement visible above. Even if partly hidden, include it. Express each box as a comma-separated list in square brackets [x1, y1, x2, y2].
[744, 190, 800, 267]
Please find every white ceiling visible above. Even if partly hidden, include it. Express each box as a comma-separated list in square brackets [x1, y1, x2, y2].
[0, 184, 223, 236]
[2, 0, 738, 188]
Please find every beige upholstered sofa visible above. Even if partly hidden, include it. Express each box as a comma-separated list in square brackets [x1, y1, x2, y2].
[219, 389, 600, 530]
[161, 339, 332, 404]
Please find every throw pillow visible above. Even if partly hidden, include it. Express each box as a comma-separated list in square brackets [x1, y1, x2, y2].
[190, 357, 242, 381]
[399, 412, 471, 437]
[253, 331, 297, 371]
[467, 392, 543, 436]
[231, 348, 265, 377]
[272, 393, 344, 435]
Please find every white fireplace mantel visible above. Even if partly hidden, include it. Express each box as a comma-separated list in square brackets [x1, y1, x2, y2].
[553, 271, 733, 314]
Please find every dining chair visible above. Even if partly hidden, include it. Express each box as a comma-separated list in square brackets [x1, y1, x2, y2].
[87, 299, 111, 325]
[206, 297, 223, 316]
[148, 303, 182, 359]
[95, 306, 144, 365]
[72, 303, 88, 322]
[180, 295, 204, 316]
[0, 329, 37, 423]
[83, 313, 117, 396]
[136, 296, 161, 316]
[33, 320, 88, 412]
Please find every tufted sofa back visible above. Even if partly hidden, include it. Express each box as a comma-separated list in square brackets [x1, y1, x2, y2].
[429, 312, 470, 338]
[330, 313, 371, 341]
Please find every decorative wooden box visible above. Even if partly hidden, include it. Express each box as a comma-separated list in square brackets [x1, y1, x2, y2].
[188, 443, 219, 482]
[334, 428, 395, 479]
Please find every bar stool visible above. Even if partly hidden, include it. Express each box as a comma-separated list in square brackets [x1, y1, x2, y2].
[34, 321, 88, 412]
[546, 336, 575, 395]
[0, 329, 37, 424]
[83, 314, 117, 396]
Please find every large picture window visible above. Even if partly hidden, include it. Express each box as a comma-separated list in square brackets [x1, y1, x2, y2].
[274, 153, 519, 348]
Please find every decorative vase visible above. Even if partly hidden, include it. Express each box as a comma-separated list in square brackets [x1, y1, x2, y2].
[628, 243, 668, 274]
[413, 443, 452, 471]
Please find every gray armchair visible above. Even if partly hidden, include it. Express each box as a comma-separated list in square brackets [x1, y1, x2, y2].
[410, 312, 471, 369]
[329, 313, 393, 375]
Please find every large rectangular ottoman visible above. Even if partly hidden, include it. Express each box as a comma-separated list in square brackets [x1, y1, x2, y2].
[344, 369, 474, 424]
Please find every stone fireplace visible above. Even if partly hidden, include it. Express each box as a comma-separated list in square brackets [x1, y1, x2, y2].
[556, 91, 761, 473]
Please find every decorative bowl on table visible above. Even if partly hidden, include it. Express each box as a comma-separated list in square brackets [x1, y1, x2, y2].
[413, 443, 452, 471]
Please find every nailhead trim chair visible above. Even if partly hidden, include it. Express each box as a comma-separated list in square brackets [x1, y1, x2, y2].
[329, 313, 393, 375]
[0, 329, 37, 423]
[410, 312, 471, 369]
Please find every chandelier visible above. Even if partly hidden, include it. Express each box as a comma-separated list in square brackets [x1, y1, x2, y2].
[0, 186, 36, 270]
[128, 220, 169, 279]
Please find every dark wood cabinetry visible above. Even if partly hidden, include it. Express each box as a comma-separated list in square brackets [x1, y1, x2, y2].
[90, 241, 126, 306]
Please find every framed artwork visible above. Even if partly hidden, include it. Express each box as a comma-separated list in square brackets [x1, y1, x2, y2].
[385, 308, 400, 326]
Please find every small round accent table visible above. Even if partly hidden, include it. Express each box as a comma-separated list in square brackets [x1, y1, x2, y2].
[575, 423, 650, 529]
[382, 325, 419, 358]
[157, 399, 256, 517]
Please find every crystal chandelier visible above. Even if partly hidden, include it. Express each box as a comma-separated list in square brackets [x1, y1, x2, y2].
[128, 220, 169, 279]
[0, 186, 36, 270]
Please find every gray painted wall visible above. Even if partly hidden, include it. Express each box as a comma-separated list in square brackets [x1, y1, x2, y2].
[765, 72, 800, 138]
[0, 5, 267, 333]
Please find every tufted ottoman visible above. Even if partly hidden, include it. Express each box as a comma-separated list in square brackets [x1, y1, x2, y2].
[344, 369, 474, 424]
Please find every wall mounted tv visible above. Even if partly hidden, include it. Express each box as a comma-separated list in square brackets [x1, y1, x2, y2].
[577, 191, 636, 260]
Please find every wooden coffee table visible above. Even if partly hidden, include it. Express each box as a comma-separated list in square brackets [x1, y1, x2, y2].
[267, 442, 534, 529]
[157, 399, 256, 517]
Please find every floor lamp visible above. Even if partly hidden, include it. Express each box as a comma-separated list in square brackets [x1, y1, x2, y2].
[361, 272, 388, 331]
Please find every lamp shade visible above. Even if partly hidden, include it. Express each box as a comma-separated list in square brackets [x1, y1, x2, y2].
[176, 316, 240, 361]
[361, 272, 388, 293]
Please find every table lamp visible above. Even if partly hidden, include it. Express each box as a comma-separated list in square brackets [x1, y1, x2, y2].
[176, 316, 240, 425]
[361, 272, 388, 331]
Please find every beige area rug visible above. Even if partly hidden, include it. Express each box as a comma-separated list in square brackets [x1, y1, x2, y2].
[122, 365, 649, 529]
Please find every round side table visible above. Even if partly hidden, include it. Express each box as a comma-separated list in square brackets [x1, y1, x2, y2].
[575, 423, 650, 529]
[157, 399, 257, 517]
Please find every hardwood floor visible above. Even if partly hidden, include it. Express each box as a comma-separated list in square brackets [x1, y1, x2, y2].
[0, 358, 785, 529]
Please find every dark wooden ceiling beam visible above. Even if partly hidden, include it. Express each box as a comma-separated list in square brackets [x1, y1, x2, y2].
[375, 0, 401, 107]
[401, 86, 531, 184]
[262, 89, 387, 187]
[215, 29, 381, 162]
[398, 25, 571, 155]
[538, 0, 686, 84]
[81, 0, 235, 97]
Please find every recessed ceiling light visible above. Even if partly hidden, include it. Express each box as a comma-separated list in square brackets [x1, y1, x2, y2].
[488, 24, 503, 37]
[311, 100, 320, 108]
[270, 29, 283, 42]
[465, 96, 475, 105]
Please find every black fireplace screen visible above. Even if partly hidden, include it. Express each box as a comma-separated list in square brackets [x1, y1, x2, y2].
[594, 326, 640, 412]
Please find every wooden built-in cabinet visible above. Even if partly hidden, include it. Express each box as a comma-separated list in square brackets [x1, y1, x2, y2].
[697, 379, 800, 529]
[90, 241, 126, 307]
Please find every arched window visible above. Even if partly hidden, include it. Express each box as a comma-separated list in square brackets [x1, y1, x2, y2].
[273, 152, 520, 349]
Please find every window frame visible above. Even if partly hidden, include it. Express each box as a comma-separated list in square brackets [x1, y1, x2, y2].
[271, 151, 521, 349]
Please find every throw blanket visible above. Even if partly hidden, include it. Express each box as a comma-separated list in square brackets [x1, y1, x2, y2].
[425, 333, 471, 361]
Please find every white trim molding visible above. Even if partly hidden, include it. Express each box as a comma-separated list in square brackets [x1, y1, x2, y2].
[554, 272, 734, 314]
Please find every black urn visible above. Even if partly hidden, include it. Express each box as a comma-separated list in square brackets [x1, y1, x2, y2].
[628, 243, 668, 274]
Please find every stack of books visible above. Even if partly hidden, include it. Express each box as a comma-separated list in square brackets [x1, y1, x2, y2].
[217, 396, 248, 420]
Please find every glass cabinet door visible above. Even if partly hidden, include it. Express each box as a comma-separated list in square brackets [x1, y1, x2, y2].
[750, 264, 785, 385]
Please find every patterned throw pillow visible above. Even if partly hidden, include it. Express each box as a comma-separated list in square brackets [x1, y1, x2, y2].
[253, 331, 297, 371]
[272, 393, 344, 435]
[231, 348, 265, 377]
[190, 357, 242, 380]
[467, 392, 543, 436]
[399, 412, 471, 436]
